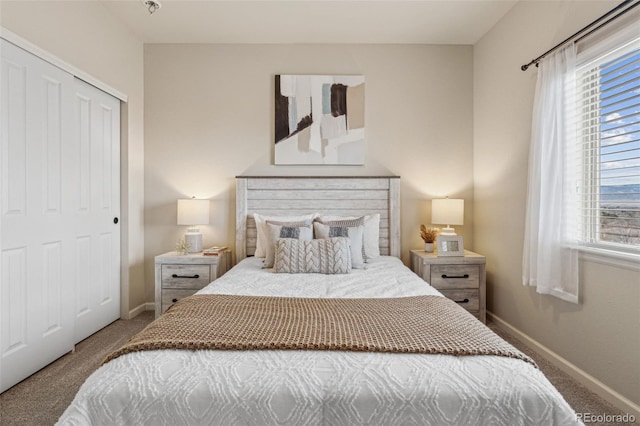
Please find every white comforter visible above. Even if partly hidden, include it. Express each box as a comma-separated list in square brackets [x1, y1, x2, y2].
[59, 257, 579, 425]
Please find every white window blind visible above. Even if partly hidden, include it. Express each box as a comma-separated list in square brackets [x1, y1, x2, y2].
[576, 36, 640, 252]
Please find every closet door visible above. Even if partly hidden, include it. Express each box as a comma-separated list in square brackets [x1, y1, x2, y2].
[71, 78, 120, 343]
[0, 40, 121, 392]
[1, 39, 76, 392]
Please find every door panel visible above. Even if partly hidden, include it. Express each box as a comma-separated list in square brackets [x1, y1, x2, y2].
[1, 39, 75, 392]
[71, 78, 120, 343]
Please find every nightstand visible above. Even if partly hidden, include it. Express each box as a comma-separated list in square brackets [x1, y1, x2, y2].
[154, 250, 231, 318]
[410, 249, 486, 323]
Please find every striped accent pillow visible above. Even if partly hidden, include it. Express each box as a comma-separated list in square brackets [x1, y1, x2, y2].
[317, 214, 380, 260]
[273, 237, 352, 274]
[318, 217, 365, 228]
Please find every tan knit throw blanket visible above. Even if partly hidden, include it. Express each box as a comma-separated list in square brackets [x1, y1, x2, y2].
[103, 294, 535, 367]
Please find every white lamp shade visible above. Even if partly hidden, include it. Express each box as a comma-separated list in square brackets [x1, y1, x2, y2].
[432, 198, 464, 226]
[177, 198, 210, 225]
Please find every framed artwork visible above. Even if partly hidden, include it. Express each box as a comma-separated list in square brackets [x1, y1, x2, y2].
[274, 75, 365, 165]
[437, 235, 464, 257]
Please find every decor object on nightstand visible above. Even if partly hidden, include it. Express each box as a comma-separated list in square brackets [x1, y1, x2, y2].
[177, 197, 210, 253]
[154, 250, 232, 318]
[436, 235, 464, 257]
[410, 249, 486, 323]
[419, 225, 440, 253]
[175, 239, 190, 255]
[203, 246, 228, 256]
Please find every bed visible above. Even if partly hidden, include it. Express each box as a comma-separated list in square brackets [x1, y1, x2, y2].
[58, 176, 579, 425]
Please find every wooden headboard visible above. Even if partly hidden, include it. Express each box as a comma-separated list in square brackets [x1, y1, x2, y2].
[235, 176, 400, 260]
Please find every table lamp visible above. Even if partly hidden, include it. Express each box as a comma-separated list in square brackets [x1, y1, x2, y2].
[431, 198, 464, 235]
[177, 197, 210, 253]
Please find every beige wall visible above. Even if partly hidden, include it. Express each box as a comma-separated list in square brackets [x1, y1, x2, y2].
[474, 0, 640, 410]
[0, 1, 147, 317]
[144, 44, 474, 301]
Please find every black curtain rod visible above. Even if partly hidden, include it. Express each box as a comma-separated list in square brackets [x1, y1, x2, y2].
[520, 0, 640, 71]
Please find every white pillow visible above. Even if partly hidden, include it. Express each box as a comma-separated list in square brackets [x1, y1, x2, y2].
[253, 213, 318, 257]
[264, 223, 313, 268]
[313, 222, 365, 269]
[317, 214, 380, 260]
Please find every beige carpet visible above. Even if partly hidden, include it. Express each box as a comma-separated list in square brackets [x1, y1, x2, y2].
[488, 323, 636, 425]
[0, 312, 152, 426]
[0, 312, 634, 426]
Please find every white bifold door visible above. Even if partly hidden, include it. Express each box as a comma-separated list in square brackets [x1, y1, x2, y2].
[0, 39, 120, 392]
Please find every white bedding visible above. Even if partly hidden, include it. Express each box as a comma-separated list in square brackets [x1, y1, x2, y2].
[59, 257, 579, 425]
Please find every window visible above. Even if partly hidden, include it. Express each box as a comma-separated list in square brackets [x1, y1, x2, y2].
[575, 33, 640, 253]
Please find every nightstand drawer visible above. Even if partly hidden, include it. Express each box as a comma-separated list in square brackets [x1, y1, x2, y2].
[430, 265, 480, 289]
[162, 264, 210, 289]
[439, 289, 480, 312]
[161, 289, 197, 313]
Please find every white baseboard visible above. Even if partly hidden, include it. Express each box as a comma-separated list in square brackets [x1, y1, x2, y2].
[129, 303, 155, 319]
[489, 312, 640, 419]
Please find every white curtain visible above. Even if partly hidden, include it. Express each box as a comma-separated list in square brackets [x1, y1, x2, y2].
[523, 44, 580, 304]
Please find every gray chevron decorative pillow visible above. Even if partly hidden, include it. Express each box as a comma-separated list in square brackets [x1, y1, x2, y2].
[273, 237, 352, 274]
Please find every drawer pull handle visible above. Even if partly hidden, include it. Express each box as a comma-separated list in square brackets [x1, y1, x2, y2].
[455, 298, 470, 304]
[442, 274, 469, 279]
[172, 298, 178, 303]
[172, 274, 200, 279]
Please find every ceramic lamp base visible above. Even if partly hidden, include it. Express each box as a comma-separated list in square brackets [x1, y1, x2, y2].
[184, 229, 203, 253]
[440, 227, 457, 235]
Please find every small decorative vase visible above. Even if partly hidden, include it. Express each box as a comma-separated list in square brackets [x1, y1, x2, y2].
[424, 242, 434, 253]
[176, 239, 190, 256]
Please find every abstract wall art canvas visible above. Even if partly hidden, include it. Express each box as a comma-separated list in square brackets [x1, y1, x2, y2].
[274, 75, 365, 165]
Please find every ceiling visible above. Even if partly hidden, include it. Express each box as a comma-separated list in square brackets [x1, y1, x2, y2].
[101, 0, 519, 45]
